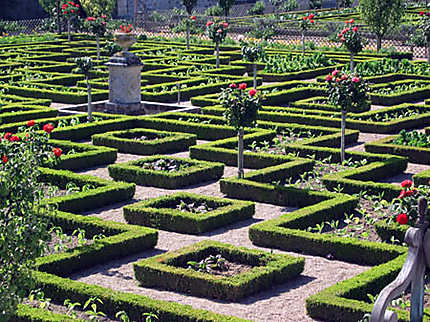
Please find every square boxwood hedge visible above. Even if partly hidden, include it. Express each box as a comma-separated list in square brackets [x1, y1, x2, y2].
[92, 128, 197, 155]
[108, 155, 224, 189]
[365, 134, 430, 164]
[123, 192, 255, 234]
[134, 240, 305, 301]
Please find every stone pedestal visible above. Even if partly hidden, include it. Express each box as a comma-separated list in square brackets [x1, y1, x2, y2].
[105, 51, 143, 114]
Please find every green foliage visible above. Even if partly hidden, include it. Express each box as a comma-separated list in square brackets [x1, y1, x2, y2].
[247, 20, 276, 41]
[80, 0, 116, 16]
[309, 0, 322, 9]
[248, 1, 265, 15]
[393, 129, 430, 148]
[73, 56, 93, 77]
[270, 0, 297, 12]
[0, 126, 59, 320]
[220, 83, 261, 130]
[264, 53, 334, 73]
[84, 16, 107, 36]
[218, 0, 236, 16]
[0, 20, 25, 35]
[204, 5, 224, 16]
[359, 0, 404, 47]
[241, 43, 265, 62]
[339, 22, 364, 55]
[206, 20, 229, 44]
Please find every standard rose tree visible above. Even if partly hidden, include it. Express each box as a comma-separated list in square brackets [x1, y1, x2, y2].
[299, 13, 315, 56]
[338, 19, 364, 72]
[84, 15, 107, 60]
[206, 20, 229, 68]
[220, 83, 261, 178]
[419, 11, 430, 63]
[73, 57, 94, 121]
[326, 70, 370, 162]
[61, 0, 80, 41]
[241, 42, 264, 88]
[182, 0, 198, 49]
[0, 123, 61, 320]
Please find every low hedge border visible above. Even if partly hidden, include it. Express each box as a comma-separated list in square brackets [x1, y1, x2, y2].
[92, 128, 197, 155]
[39, 167, 135, 213]
[123, 192, 255, 234]
[1, 104, 58, 124]
[364, 134, 430, 164]
[0, 113, 136, 141]
[219, 175, 405, 265]
[12, 304, 84, 321]
[305, 254, 418, 322]
[133, 240, 305, 301]
[108, 155, 224, 189]
[49, 139, 117, 170]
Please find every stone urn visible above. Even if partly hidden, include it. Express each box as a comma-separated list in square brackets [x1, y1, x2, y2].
[114, 32, 136, 53]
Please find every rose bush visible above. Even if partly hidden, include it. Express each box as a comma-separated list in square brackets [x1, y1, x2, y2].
[84, 15, 107, 60]
[299, 13, 315, 56]
[338, 19, 364, 72]
[0, 122, 61, 320]
[61, 1, 80, 41]
[206, 20, 229, 68]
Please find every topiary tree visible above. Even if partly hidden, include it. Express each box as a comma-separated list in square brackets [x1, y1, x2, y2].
[326, 70, 370, 162]
[38, 0, 62, 33]
[299, 13, 315, 56]
[84, 15, 107, 60]
[220, 83, 261, 178]
[0, 123, 61, 321]
[241, 42, 264, 88]
[182, 0, 198, 49]
[80, 0, 117, 16]
[206, 20, 229, 68]
[73, 57, 94, 121]
[218, 0, 236, 16]
[61, 0, 81, 41]
[359, 0, 404, 51]
[338, 19, 365, 72]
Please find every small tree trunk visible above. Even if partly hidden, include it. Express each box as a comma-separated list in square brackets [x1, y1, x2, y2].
[57, 0, 61, 34]
[177, 82, 181, 105]
[67, 18, 71, 41]
[87, 76, 93, 122]
[253, 63, 257, 88]
[349, 52, 354, 73]
[237, 128, 244, 179]
[215, 42, 220, 68]
[376, 36, 382, 52]
[186, 23, 190, 50]
[301, 31, 305, 57]
[428, 41, 430, 64]
[96, 34, 100, 60]
[341, 109, 346, 163]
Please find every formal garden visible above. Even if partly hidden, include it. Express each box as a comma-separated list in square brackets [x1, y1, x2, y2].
[4, 0, 430, 321]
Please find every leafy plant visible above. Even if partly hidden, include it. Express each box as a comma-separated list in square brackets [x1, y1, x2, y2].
[393, 129, 430, 147]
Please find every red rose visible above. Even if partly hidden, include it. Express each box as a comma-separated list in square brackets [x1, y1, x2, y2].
[401, 179, 413, 188]
[53, 147, 62, 157]
[405, 190, 414, 197]
[338, 33, 343, 38]
[420, 11, 425, 16]
[238, 83, 247, 90]
[303, 16, 308, 20]
[351, 77, 360, 83]
[87, 17, 96, 21]
[396, 213, 408, 225]
[71, 9, 75, 13]
[75, 4, 79, 7]
[349, 19, 354, 24]
[191, 16, 196, 20]
[310, 19, 314, 23]
[229, 83, 237, 89]
[4, 132, 12, 140]
[10, 136, 20, 142]
[206, 21, 213, 27]
[326, 75, 333, 81]
[101, 14, 107, 19]
[398, 190, 406, 199]
[345, 20, 350, 24]
[217, 29, 223, 33]
[249, 89, 257, 97]
[223, 22, 229, 28]
[64, 11, 68, 14]
[352, 26, 358, 32]
[341, 74, 347, 81]
[332, 69, 339, 76]
[340, 37, 345, 42]
[43, 123, 54, 133]
[27, 120, 36, 127]
[2, 155, 8, 163]
[309, 14, 315, 19]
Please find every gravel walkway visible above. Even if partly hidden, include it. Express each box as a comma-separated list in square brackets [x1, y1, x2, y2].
[72, 148, 369, 322]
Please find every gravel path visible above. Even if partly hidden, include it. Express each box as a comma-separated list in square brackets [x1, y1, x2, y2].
[73, 147, 369, 322]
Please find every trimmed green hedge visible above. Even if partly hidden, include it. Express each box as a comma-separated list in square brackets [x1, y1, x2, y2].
[134, 240, 305, 301]
[108, 155, 224, 189]
[124, 192, 255, 234]
[92, 128, 196, 155]
[1, 104, 57, 124]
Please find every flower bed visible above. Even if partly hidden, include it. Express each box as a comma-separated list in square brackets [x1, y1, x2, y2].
[134, 240, 305, 301]
[123, 192, 254, 234]
[108, 155, 224, 189]
[92, 128, 197, 155]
